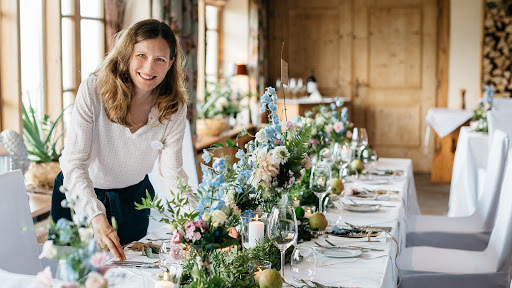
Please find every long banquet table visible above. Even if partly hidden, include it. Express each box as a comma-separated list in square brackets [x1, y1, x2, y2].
[1, 158, 417, 288]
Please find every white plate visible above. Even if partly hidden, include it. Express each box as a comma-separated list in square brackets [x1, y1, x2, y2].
[343, 204, 381, 212]
[316, 248, 362, 258]
[359, 179, 389, 185]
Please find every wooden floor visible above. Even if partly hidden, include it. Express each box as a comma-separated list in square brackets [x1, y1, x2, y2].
[415, 172, 450, 215]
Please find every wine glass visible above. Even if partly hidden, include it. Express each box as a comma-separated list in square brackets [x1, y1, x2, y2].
[159, 241, 184, 271]
[309, 162, 332, 213]
[357, 128, 369, 160]
[290, 246, 316, 282]
[268, 206, 298, 279]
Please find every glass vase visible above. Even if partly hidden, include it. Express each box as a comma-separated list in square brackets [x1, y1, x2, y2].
[194, 254, 214, 281]
[241, 211, 269, 250]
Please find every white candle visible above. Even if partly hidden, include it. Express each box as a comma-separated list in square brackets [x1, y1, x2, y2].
[248, 217, 265, 247]
[154, 272, 174, 288]
[304, 208, 312, 219]
[154, 281, 174, 288]
[342, 144, 350, 161]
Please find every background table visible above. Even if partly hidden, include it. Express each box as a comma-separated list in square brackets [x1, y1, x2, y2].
[448, 127, 489, 217]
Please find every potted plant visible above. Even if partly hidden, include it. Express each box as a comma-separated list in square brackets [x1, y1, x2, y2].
[196, 81, 240, 137]
[23, 101, 66, 187]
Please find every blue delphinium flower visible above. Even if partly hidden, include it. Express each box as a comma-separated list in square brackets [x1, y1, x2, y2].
[202, 150, 212, 164]
[330, 103, 336, 110]
[213, 158, 226, 172]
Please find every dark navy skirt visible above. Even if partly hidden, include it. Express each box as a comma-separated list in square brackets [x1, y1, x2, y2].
[50, 172, 155, 245]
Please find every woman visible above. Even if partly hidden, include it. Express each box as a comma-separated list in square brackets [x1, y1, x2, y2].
[50, 19, 190, 261]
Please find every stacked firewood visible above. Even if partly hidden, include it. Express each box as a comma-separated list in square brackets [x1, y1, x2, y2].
[483, 5, 512, 98]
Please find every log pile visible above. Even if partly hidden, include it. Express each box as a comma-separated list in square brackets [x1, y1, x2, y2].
[483, 3, 512, 98]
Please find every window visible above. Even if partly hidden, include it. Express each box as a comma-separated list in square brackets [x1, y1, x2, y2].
[62, 0, 105, 129]
[205, 5, 219, 82]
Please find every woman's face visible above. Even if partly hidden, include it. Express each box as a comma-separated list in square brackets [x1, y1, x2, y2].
[129, 37, 174, 96]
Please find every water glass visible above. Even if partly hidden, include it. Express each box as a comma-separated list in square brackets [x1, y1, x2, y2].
[310, 162, 332, 213]
[268, 206, 298, 278]
[290, 246, 316, 282]
[159, 241, 184, 270]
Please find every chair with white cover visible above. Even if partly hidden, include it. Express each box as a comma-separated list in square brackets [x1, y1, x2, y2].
[492, 98, 512, 111]
[406, 129, 508, 238]
[147, 120, 198, 232]
[0, 170, 43, 275]
[399, 149, 512, 288]
[488, 110, 512, 141]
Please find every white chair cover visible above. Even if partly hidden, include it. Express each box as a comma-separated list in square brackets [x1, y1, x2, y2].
[493, 98, 512, 111]
[147, 120, 197, 232]
[399, 149, 512, 288]
[488, 110, 512, 141]
[0, 170, 43, 275]
[406, 130, 509, 234]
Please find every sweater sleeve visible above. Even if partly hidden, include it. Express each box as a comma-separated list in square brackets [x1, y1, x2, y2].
[59, 77, 106, 221]
[158, 105, 196, 205]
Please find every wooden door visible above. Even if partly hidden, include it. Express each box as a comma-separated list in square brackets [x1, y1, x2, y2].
[351, 0, 437, 172]
[267, 0, 438, 172]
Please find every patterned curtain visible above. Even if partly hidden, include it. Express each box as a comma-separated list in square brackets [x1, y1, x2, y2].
[105, 0, 125, 52]
[161, 0, 199, 128]
[249, 0, 267, 97]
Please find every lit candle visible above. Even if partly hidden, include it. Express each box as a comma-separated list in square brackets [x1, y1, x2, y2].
[248, 215, 265, 248]
[304, 208, 312, 219]
[318, 176, 325, 186]
[342, 144, 350, 161]
[154, 272, 174, 288]
[254, 267, 263, 282]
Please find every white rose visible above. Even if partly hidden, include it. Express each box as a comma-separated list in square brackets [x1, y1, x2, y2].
[78, 227, 94, 243]
[311, 128, 317, 135]
[315, 116, 325, 126]
[202, 212, 211, 222]
[222, 189, 235, 207]
[39, 240, 57, 259]
[210, 210, 227, 227]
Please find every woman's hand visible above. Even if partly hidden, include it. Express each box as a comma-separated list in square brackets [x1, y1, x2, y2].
[91, 214, 126, 260]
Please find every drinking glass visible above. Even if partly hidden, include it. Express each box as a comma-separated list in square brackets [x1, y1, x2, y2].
[268, 206, 298, 279]
[332, 143, 353, 171]
[357, 128, 369, 160]
[309, 162, 332, 213]
[290, 246, 316, 282]
[159, 241, 184, 270]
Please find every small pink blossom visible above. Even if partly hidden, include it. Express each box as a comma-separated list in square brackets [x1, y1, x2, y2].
[228, 227, 239, 239]
[84, 272, 108, 288]
[346, 130, 352, 139]
[255, 207, 261, 213]
[283, 121, 296, 131]
[326, 125, 333, 133]
[194, 232, 202, 241]
[89, 252, 111, 275]
[32, 266, 52, 287]
[194, 220, 206, 233]
[272, 138, 283, 145]
[171, 231, 183, 244]
[304, 154, 312, 169]
[308, 139, 319, 146]
[333, 122, 345, 133]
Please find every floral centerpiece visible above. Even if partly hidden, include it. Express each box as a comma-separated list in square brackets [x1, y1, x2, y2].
[471, 85, 494, 133]
[293, 99, 351, 161]
[33, 187, 111, 288]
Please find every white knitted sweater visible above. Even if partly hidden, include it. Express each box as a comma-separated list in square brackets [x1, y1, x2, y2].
[59, 75, 188, 221]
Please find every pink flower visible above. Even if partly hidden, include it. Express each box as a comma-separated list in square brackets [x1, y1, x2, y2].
[326, 125, 333, 133]
[255, 207, 261, 213]
[194, 232, 202, 241]
[283, 121, 296, 131]
[84, 272, 108, 288]
[307, 139, 319, 146]
[304, 154, 312, 169]
[171, 231, 183, 244]
[32, 266, 52, 287]
[333, 122, 345, 133]
[89, 252, 111, 275]
[272, 138, 283, 145]
[346, 130, 352, 139]
[253, 149, 279, 186]
[194, 220, 206, 233]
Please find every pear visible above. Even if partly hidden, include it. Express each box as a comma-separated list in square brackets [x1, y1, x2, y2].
[259, 269, 283, 288]
[309, 212, 328, 231]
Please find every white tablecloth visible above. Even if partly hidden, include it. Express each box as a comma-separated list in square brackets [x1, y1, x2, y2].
[425, 108, 473, 139]
[3, 158, 415, 288]
[448, 127, 489, 217]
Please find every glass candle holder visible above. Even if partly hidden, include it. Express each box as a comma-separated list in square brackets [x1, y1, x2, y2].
[155, 264, 183, 288]
[302, 206, 316, 219]
[241, 211, 269, 249]
[249, 259, 272, 282]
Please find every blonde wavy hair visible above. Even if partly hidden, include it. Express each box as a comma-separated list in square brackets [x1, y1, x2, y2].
[96, 19, 188, 127]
